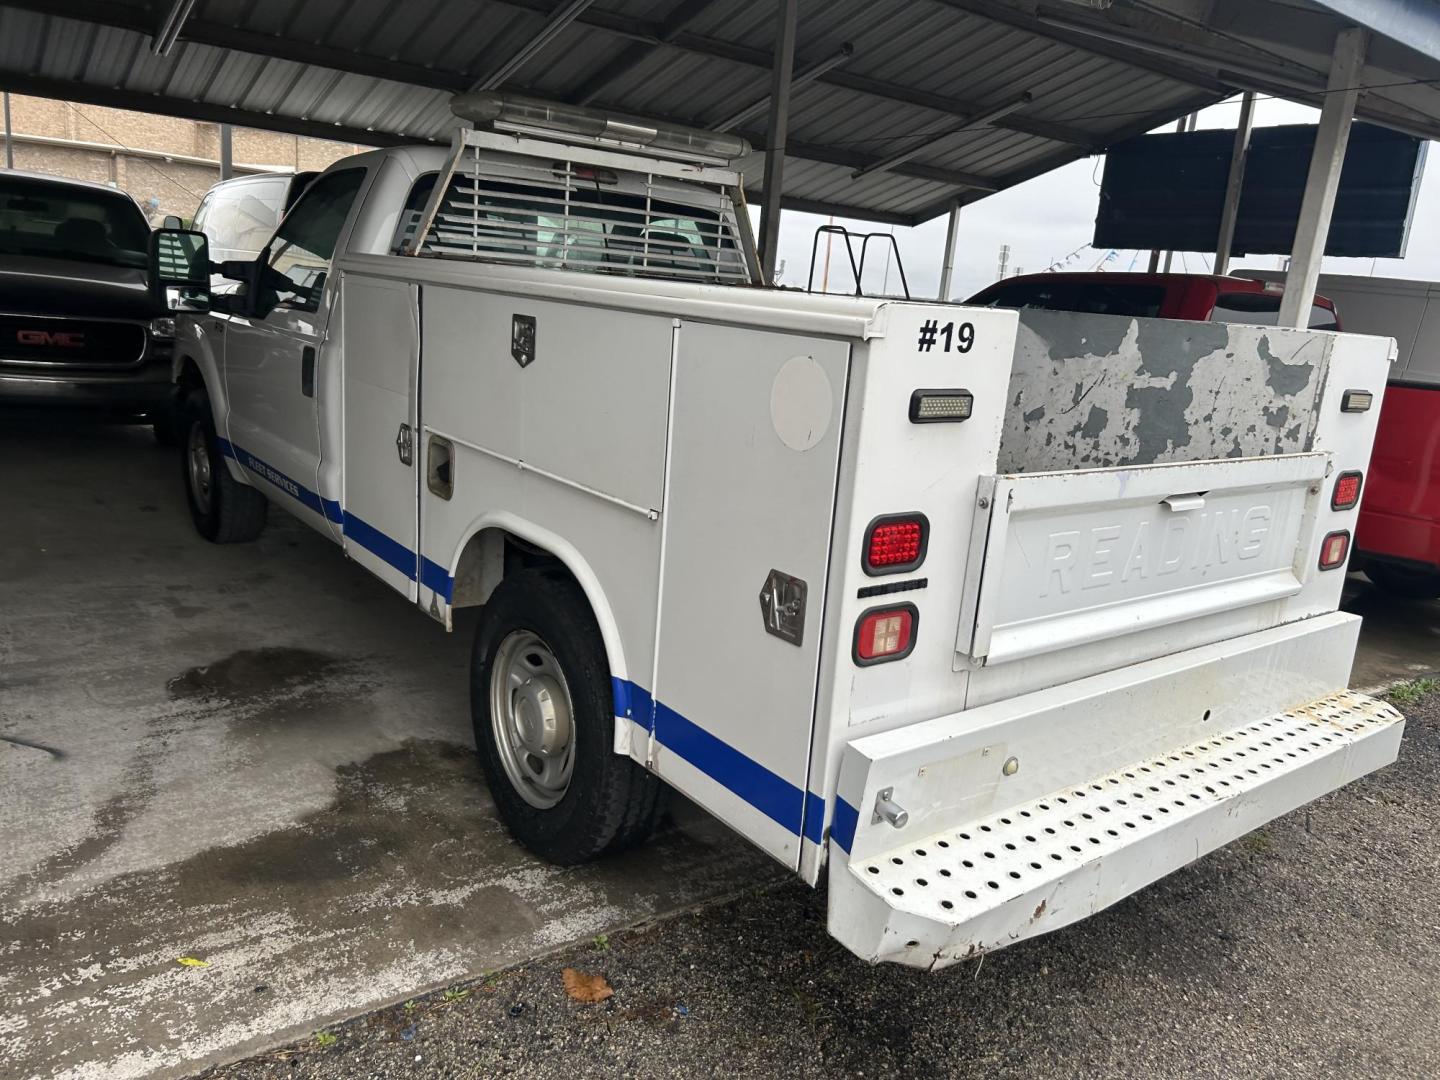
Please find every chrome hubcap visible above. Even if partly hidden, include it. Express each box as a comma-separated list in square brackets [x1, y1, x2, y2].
[187, 422, 212, 514]
[490, 630, 575, 809]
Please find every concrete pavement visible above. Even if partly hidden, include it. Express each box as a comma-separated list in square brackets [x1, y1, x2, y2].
[0, 414, 776, 1080]
[1, 412, 1435, 1080]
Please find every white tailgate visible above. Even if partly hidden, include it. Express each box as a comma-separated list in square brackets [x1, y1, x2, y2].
[958, 453, 1328, 665]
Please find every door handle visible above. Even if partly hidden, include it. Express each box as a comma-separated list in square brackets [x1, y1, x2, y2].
[396, 422, 413, 466]
[1162, 493, 1207, 512]
[301, 346, 315, 398]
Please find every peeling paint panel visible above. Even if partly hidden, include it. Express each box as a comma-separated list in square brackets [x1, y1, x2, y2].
[997, 311, 1334, 473]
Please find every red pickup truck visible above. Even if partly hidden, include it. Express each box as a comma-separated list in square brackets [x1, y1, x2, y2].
[967, 271, 1340, 329]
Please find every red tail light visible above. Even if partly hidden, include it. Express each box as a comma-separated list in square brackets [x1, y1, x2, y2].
[854, 604, 918, 665]
[1319, 530, 1350, 571]
[864, 513, 929, 575]
[1332, 471, 1363, 510]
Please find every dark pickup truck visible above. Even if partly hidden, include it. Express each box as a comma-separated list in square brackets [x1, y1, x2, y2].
[0, 170, 175, 433]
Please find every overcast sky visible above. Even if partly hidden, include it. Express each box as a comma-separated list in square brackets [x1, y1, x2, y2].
[761, 95, 1440, 302]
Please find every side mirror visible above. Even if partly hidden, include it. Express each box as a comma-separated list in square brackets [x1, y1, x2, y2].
[161, 214, 185, 230]
[150, 228, 211, 290]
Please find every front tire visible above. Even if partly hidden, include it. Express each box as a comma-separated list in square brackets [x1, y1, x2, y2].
[181, 387, 268, 543]
[1366, 561, 1440, 600]
[472, 569, 664, 865]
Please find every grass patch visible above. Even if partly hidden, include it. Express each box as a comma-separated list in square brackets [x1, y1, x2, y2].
[1387, 677, 1439, 708]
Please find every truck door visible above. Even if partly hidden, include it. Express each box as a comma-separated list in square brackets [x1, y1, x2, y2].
[337, 276, 421, 598]
[221, 167, 367, 532]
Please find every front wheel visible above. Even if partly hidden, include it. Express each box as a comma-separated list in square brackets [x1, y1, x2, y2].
[1366, 561, 1440, 600]
[471, 569, 664, 865]
[181, 387, 268, 543]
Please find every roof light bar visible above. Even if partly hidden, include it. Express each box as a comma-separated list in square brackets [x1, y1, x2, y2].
[451, 91, 751, 165]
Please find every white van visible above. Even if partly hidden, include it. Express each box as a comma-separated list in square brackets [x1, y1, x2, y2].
[190, 171, 316, 263]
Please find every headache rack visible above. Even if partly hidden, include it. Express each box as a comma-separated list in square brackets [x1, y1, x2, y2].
[401, 128, 762, 287]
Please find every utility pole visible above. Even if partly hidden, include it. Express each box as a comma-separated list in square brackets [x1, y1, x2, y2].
[996, 243, 1010, 281]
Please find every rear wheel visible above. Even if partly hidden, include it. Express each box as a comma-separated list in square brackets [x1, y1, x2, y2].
[472, 569, 665, 864]
[181, 387, 268, 543]
[1366, 561, 1440, 600]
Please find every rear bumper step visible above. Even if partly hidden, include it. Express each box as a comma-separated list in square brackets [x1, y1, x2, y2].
[829, 689, 1403, 969]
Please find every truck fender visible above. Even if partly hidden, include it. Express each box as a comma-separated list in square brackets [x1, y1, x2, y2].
[173, 316, 247, 486]
[441, 511, 635, 733]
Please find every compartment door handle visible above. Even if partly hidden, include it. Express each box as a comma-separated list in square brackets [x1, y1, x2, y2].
[1163, 493, 1207, 512]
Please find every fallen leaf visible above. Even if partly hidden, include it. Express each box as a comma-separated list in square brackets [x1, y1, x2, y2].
[561, 968, 613, 1004]
[176, 957, 208, 968]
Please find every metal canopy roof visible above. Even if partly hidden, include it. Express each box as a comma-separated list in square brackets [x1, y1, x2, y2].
[2, 0, 1440, 226]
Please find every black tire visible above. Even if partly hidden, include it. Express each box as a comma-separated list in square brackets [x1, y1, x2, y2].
[1366, 561, 1440, 600]
[471, 569, 665, 865]
[180, 387, 268, 543]
[151, 403, 179, 446]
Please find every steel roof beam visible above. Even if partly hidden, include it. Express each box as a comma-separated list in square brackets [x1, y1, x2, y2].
[3, 0, 476, 93]
[486, 0, 1098, 146]
[568, 0, 726, 105]
[714, 43, 855, 133]
[472, 0, 597, 91]
[908, 87, 1227, 224]
[930, 0, 1232, 93]
[6, 0, 1098, 149]
[850, 91, 1032, 179]
[152, 0, 197, 56]
[745, 190, 917, 227]
[737, 129, 999, 191]
[0, 68, 413, 149]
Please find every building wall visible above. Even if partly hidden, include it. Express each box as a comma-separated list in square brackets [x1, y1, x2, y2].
[0, 93, 360, 222]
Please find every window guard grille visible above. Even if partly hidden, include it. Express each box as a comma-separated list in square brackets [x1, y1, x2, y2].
[402, 129, 761, 287]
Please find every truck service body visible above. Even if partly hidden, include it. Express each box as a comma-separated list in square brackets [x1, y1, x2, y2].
[161, 97, 1403, 968]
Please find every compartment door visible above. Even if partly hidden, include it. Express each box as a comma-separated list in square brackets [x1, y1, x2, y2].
[339, 276, 421, 599]
[652, 324, 849, 868]
[958, 453, 1330, 666]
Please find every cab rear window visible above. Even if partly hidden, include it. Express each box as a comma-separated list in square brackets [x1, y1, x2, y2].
[973, 280, 1166, 318]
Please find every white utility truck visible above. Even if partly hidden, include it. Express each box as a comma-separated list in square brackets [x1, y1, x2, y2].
[151, 93, 1403, 969]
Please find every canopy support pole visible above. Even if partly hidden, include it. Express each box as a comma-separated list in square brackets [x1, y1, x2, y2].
[1280, 27, 1368, 328]
[937, 199, 962, 301]
[758, 0, 798, 283]
[1213, 91, 1256, 277]
[219, 123, 233, 181]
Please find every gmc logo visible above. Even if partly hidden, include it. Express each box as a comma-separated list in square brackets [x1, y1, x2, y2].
[17, 329, 86, 348]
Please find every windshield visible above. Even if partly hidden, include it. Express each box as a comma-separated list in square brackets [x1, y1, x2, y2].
[0, 176, 150, 269]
